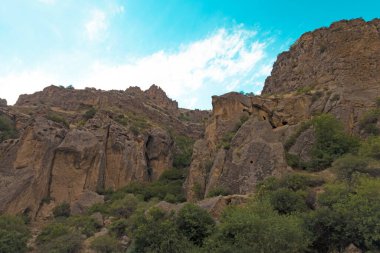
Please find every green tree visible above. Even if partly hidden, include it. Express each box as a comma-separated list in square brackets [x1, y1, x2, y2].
[132, 207, 192, 253]
[0, 215, 30, 253]
[176, 204, 215, 246]
[204, 201, 310, 253]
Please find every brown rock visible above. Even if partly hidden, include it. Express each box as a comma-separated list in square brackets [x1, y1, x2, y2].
[70, 191, 104, 215]
[343, 244, 362, 253]
[0, 98, 7, 107]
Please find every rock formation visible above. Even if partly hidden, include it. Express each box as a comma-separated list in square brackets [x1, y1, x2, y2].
[0, 85, 208, 218]
[1, 18, 380, 219]
[185, 18, 380, 200]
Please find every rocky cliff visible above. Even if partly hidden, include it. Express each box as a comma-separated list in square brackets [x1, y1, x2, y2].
[0, 85, 209, 218]
[1, 18, 380, 219]
[185, 18, 380, 201]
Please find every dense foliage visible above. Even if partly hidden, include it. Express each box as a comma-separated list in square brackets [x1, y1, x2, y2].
[0, 215, 30, 253]
[0, 115, 17, 142]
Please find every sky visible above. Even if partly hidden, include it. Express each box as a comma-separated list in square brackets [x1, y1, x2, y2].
[0, 1, 379, 109]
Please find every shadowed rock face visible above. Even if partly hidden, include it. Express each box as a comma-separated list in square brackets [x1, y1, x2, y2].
[0, 85, 208, 218]
[185, 18, 380, 201]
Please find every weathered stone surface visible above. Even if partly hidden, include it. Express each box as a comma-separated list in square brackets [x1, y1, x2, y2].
[0, 85, 207, 218]
[70, 191, 104, 215]
[186, 19, 380, 199]
[343, 243, 362, 253]
[0, 117, 66, 217]
[197, 194, 249, 219]
[264, 18, 380, 95]
[288, 127, 315, 162]
[206, 119, 289, 195]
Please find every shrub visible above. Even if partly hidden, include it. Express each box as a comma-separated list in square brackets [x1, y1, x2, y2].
[269, 188, 308, 214]
[173, 135, 195, 168]
[109, 218, 128, 238]
[67, 215, 100, 237]
[47, 113, 69, 128]
[305, 207, 350, 253]
[308, 114, 359, 170]
[36, 223, 70, 245]
[206, 186, 230, 198]
[332, 154, 369, 181]
[296, 86, 313, 94]
[133, 208, 192, 253]
[109, 194, 139, 218]
[359, 109, 380, 135]
[90, 235, 121, 253]
[83, 107, 96, 120]
[38, 232, 83, 253]
[359, 136, 380, 160]
[0, 115, 17, 142]
[0, 215, 30, 253]
[205, 201, 311, 253]
[218, 132, 235, 150]
[176, 204, 215, 246]
[53, 202, 71, 218]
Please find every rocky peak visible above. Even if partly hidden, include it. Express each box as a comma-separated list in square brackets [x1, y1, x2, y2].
[144, 84, 178, 111]
[263, 18, 380, 94]
[0, 98, 7, 107]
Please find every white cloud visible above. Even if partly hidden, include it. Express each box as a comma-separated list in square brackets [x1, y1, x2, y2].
[85, 9, 108, 41]
[0, 70, 57, 105]
[0, 26, 273, 109]
[80, 27, 272, 108]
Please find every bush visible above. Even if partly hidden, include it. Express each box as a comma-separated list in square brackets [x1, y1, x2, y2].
[359, 109, 380, 135]
[206, 186, 230, 198]
[66, 215, 100, 237]
[305, 207, 350, 253]
[109, 194, 139, 218]
[53, 202, 71, 218]
[90, 235, 121, 253]
[83, 107, 96, 120]
[47, 113, 69, 128]
[109, 219, 128, 238]
[0, 115, 17, 142]
[332, 154, 369, 181]
[38, 232, 83, 253]
[176, 204, 215, 246]
[269, 188, 308, 214]
[359, 136, 380, 160]
[308, 114, 359, 170]
[173, 135, 195, 168]
[205, 201, 311, 253]
[133, 207, 192, 253]
[0, 215, 30, 253]
[36, 223, 70, 245]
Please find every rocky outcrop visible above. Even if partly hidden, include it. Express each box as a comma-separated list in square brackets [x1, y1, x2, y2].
[186, 18, 380, 200]
[264, 18, 380, 95]
[15, 85, 208, 139]
[0, 85, 208, 218]
[0, 98, 7, 107]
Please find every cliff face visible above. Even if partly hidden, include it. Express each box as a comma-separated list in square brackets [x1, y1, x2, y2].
[185, 18, 380, 201]
[0, 85, 209, 217]
[1, 18, 380, 217]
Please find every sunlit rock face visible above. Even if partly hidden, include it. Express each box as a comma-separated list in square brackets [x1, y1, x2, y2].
[185, 18, 380, 201]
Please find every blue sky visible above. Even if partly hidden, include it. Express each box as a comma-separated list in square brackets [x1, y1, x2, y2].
[0, 0, 379, 109]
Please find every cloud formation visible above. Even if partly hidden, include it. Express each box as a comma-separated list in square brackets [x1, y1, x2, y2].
[81, 26, 273, 108]
[85, 9, 108, 41]
[0, 26, 273, 109]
